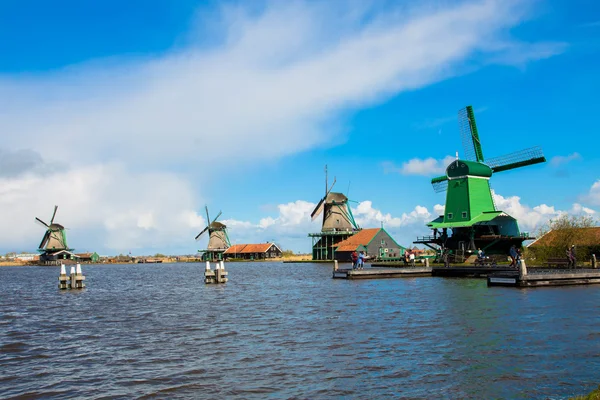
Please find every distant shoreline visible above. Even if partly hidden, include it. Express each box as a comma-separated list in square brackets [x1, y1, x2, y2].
[0, 255, 314, 267]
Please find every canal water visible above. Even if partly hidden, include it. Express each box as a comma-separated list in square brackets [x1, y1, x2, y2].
[1, 262, 599, 399]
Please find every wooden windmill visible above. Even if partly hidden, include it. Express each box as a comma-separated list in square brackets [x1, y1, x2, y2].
[195, 206, 231, 261]
[308, 166, 360, 260]
[35, 205, 73, 262]
[415, 105, 546, 257]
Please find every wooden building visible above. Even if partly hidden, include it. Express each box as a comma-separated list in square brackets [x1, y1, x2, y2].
[223, 243, 282, 260]
[334, 228, 405, 262]
[76, 252, 100, 263]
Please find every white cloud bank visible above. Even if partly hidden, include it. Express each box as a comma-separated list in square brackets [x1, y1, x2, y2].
[0, 0, 567, 253]
[0, 162, 206, 254]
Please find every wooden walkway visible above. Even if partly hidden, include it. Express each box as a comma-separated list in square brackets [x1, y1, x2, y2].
[332, 267, 432, 280]
[488, 269, 600, 287]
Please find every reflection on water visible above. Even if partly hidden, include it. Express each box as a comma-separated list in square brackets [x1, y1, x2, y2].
[1, 263, 600, 399]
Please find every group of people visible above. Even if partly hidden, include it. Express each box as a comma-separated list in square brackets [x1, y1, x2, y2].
[351, 251, 367, 270]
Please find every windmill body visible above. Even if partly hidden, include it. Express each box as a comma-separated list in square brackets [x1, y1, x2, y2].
[36, 205, 75, 263]
[308, 173, 360, 260]
[196, 207, 231, 261]
[415, 105, 546, 258]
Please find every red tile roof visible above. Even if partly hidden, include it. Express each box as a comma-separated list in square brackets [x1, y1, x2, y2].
[223, 243, 280, 254]
[335, 228, 380, 252]
[528, 227, 600, 247]
[223, 244, 246, 254]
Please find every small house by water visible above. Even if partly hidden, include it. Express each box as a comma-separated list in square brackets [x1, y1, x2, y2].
[223, 243, 282, 260]
[334, 228, 405, 262]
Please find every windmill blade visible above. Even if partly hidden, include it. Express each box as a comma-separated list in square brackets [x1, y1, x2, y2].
[486, 146, 546, 173]
[311, 197, 325, 221]
[325, 177, 337, 196]
[205, 206, 210, 226]
[212, 211, 222, 223]
[431, 175, 448, 193]
[458, 106, 485, 162]
[50, 205, 58, 224]
[35, 217, 49, 228]
[39, 231, 50, 250]
[195, 226, 209, 240]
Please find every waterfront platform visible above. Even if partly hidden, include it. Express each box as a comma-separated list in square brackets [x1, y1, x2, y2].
[332, 266, 432, 279]
[487, 268, 600, 287]
[432, 266, 517, 278]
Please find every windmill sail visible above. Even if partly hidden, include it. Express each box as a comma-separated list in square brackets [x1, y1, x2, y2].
[485, 146, 546, 173]
[458, 106, 484, 163]
[311, 198, 325, 221]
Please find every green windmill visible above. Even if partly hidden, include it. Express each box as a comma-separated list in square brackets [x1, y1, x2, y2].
[195, 206, 231, 261]
[414, 106, 546, 257]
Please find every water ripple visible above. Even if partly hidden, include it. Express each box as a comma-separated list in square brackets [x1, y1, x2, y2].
[1, 263, 600, 399]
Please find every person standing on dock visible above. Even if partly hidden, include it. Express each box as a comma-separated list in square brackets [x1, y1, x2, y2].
[409, 251, 415, 267]
[351, 251, 358, 270]
[442, 248, 450, 268]
[357, 251, 366, 270]
[509, 245, 517, 267]
[569, 245, 577, 268]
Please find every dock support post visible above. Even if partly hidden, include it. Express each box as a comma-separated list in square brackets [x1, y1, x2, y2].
[204, 261, 216, 284]
[425, 258, 429, 268]
[73, 263, 86, 289]
[593, 254, 597, 269]
[69, 266, 77, 289]
[215, 261, 228, 283]
[334, 260, 338, 272]
[58, 263, 70, 290]
[519, 259, 528, 279]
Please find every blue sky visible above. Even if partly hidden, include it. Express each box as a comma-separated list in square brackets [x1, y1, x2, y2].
[1, 0, 599, 255]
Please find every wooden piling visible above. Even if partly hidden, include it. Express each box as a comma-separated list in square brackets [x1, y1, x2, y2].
[58, 264, 70, 290]
[518, 259, 528, 279]
[204, 261, 216, 284]
[73, 263, 86, 289]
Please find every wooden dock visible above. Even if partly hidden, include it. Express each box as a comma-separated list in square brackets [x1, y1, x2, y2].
[332, 267, 432, 280]
[488, 268, 600, 287]
[432, 266, 517, 278]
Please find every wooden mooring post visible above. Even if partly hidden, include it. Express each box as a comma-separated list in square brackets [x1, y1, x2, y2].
[593, 254, 597, 269]
[215, 261, 228, 283]
[205, 261, 228, 284]
[204, 261, 216, 284]
[73, 263, 86, 289]
[58, 264, 70, 290]
[518, 259, 528, 279]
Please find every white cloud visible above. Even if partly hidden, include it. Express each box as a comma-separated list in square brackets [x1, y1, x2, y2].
[0, 0, 566, 253]
[384, 155, 456, 176]
[352, 201, 431, 228]
[583, 180, 600, 206]
[492, 192, 597, 233]
[433, 204, 446, 216]
[0, 162, 206, 254]
[550, 152, 582, 167]
[1, 1, 563, 169]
